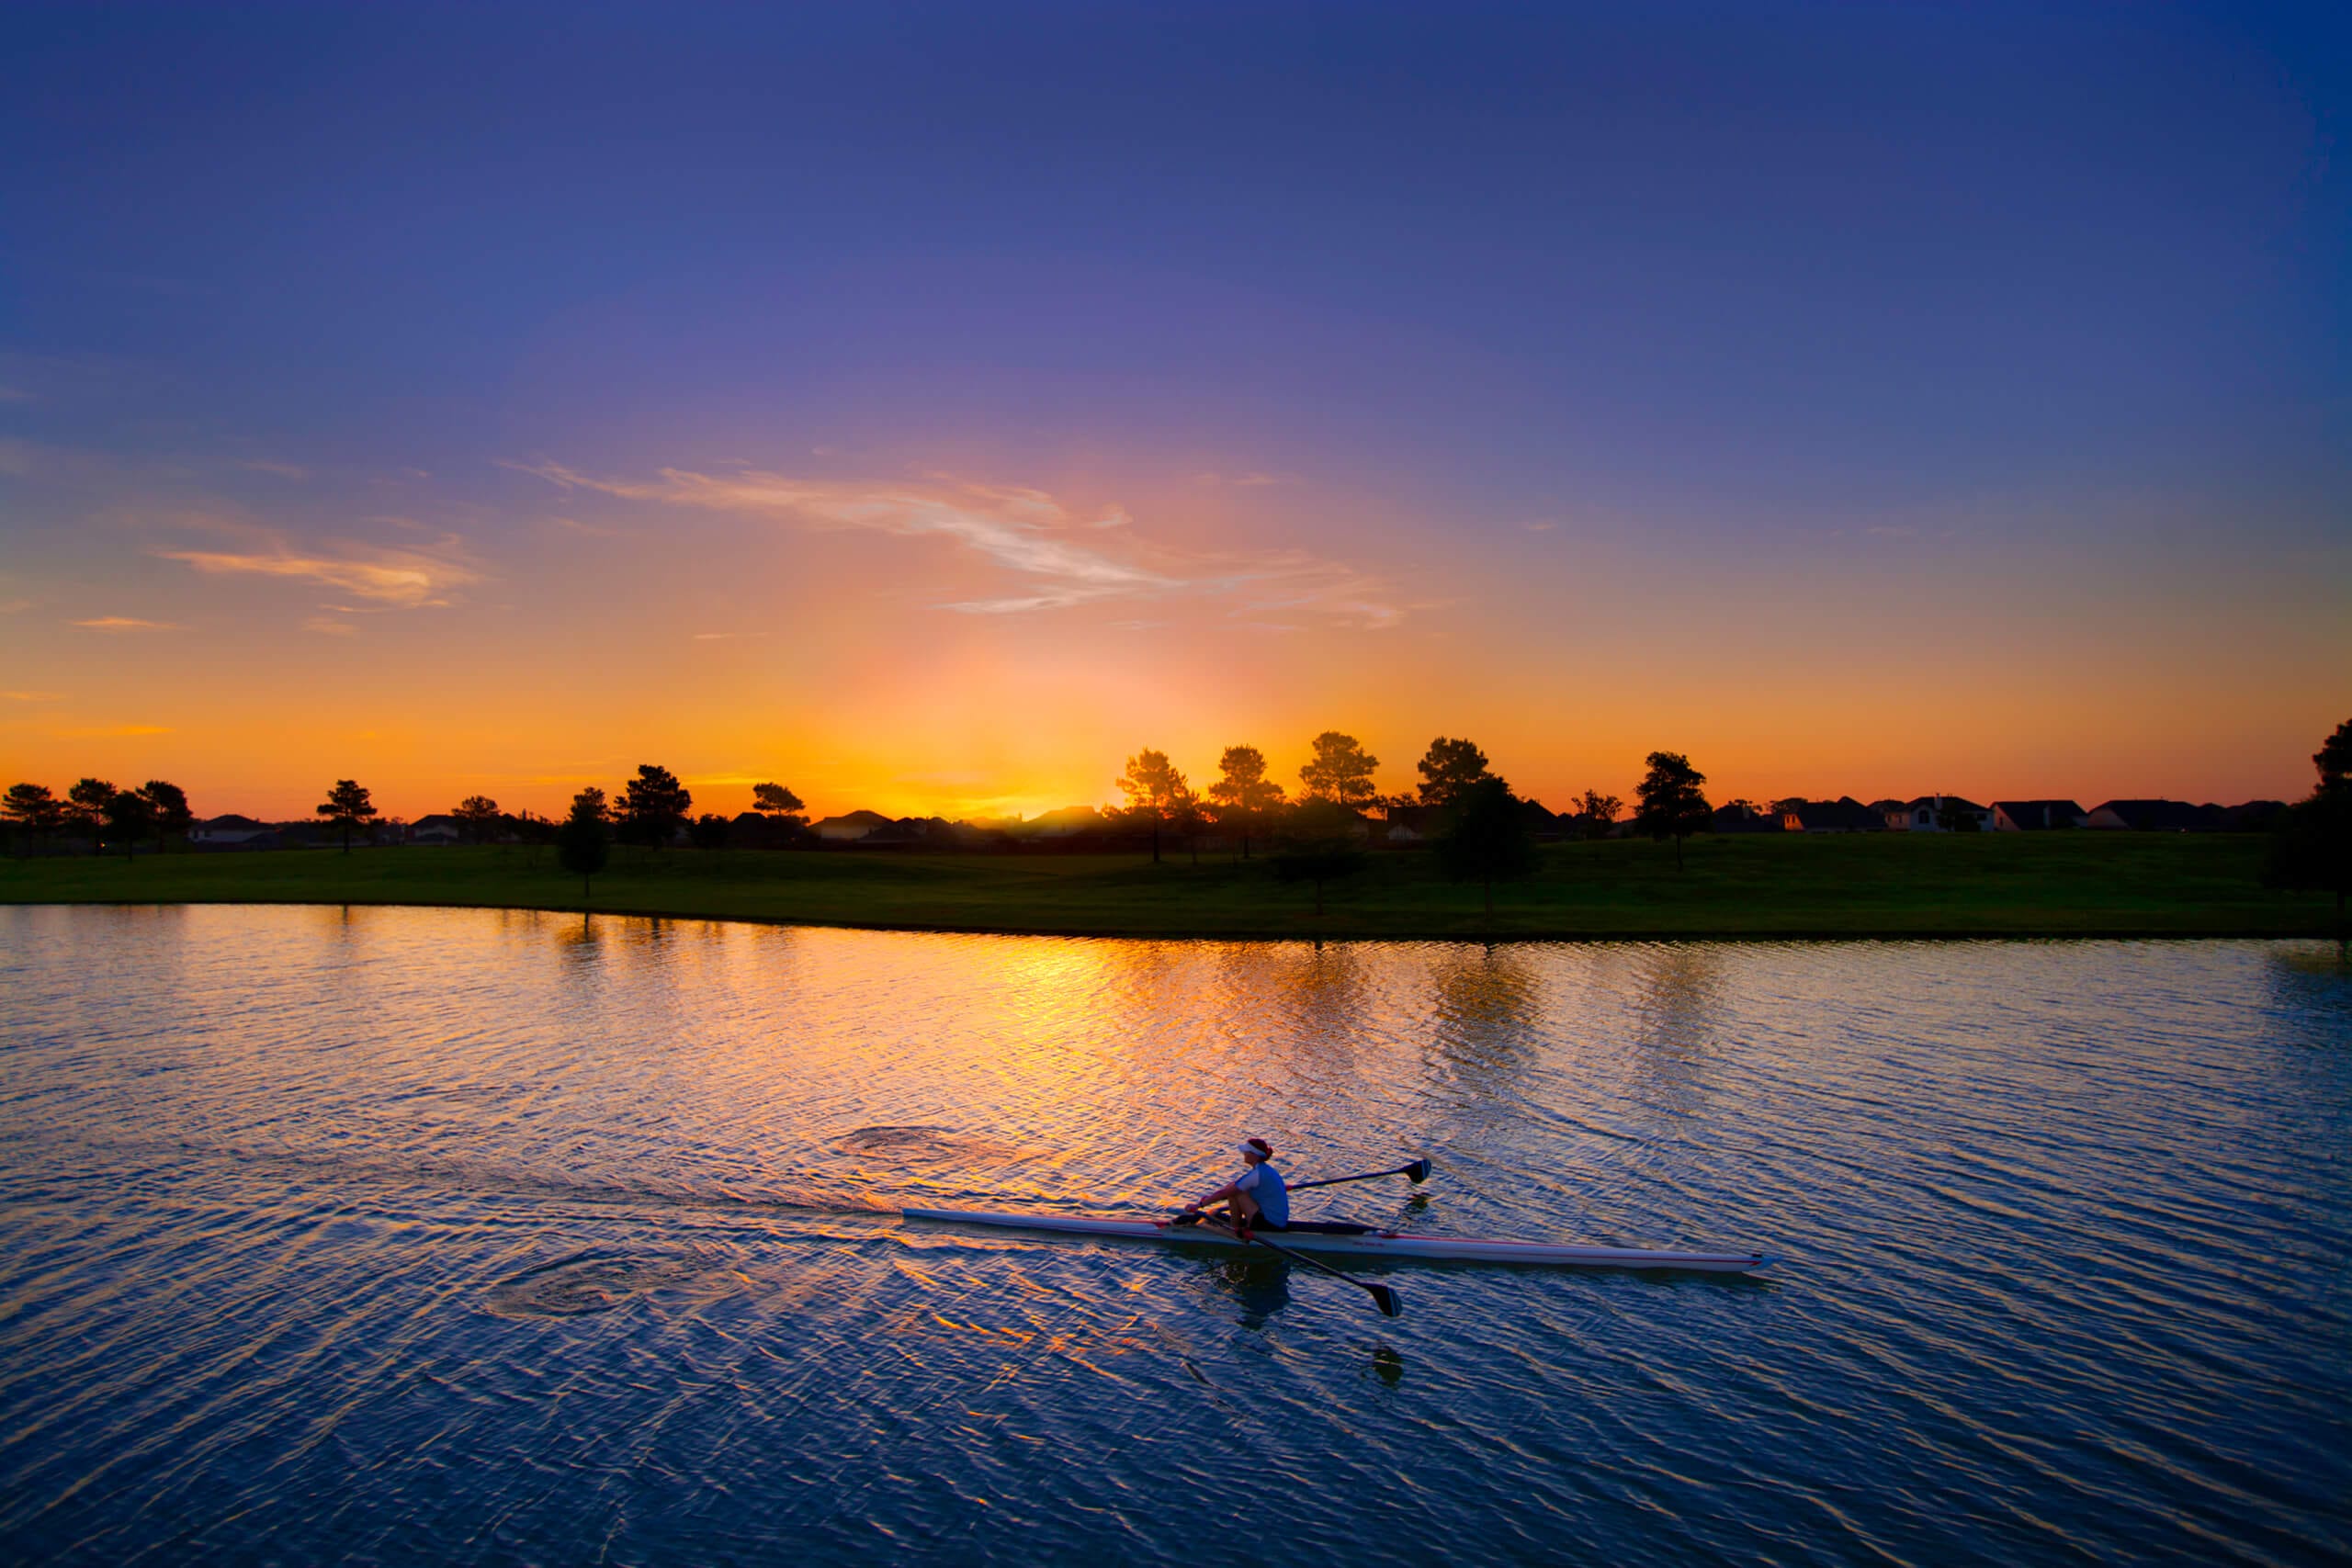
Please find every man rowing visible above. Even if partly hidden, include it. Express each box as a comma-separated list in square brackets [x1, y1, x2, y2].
[1183, 1136, 1289, 1235]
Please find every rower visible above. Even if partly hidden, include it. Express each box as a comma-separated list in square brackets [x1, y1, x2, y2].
[1183, 1137, 1289, 1235]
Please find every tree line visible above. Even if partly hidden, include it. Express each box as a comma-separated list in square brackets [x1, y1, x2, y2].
[1112, 731, 1705, 852]
[1114, 730, 1644, 860]
[1107, 731, 1712, 913]
[2265, 717, 2352, 938]
[0, 730, 1707, 875]
[23, 720, 2335, 931]
[0, 777, 191, 857]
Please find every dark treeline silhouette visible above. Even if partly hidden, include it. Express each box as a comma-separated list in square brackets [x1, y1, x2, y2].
[6, 722, 2319, 926]
[1, 777, 193, 858]
[2265, 716, 2352, 945]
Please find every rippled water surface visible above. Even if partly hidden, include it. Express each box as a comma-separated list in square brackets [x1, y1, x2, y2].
[2, 906, 2346, 1564]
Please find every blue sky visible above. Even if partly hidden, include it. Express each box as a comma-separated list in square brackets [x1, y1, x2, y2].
[2, 3, 2346, 815]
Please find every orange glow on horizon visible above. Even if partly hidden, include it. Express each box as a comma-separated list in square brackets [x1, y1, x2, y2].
[3, 458, 2342, 823]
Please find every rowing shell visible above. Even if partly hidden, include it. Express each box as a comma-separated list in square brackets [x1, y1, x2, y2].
[900, 1208, 1769, 1273]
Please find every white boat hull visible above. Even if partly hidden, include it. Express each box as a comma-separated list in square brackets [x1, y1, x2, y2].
[900, 1208, 1768, 1273]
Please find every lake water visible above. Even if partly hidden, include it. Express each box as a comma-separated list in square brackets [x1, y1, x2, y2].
[1, 905, 2346, 1564]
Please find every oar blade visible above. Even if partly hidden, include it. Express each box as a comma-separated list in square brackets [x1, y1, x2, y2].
[1403, 1159, 1431, 1184]
[1367, 1282, 1403, 1318]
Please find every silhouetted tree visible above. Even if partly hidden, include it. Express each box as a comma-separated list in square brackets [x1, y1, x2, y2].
[1416, 737, 1495, 807]
[140, 780, 192, 846]
[454, 795, 503, 843]
[1633, 751, 1711, 870]
[1116, 748, 1193, 864]
[1437, 774, 1539, 919]
[3, 783, 64, 855]
[1298, 731, 1381, 812]
[752, 781, 806, 823]
[1172, 788, 1208, 866]
[2266, 716, 2352, 941]
[103, 787, 155, 860]
[558, 786, 611, 902]
[1205, 744, 1285, 859]
[66, 777, 116, 852]
[1576, 789, 1623, 840]
[317, 779, 379, 853]
[2323, 719, 2352, 790]
[617, 763, 693, 847]
[1272, 799, 1366, 917]
[690, 812, 731, 850]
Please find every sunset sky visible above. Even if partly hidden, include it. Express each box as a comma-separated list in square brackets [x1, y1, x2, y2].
[3, 4, 2346, 822]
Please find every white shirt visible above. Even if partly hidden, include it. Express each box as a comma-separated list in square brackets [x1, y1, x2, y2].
[1235, 1160, 1289, 1227]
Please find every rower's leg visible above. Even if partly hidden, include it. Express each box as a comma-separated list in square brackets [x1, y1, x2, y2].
[1230, 1191, 1261, 1234]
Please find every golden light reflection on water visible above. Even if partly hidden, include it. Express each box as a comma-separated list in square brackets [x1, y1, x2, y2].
[2, 906, 2347, 1566]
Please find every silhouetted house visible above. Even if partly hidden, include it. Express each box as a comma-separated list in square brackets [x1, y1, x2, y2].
[410, 814, 463, 845]
[1710, 801, 1779, 834]
[726, 811, 814, 848]
[2085, 799, 2222, 832]
[2222, 800, 2288, 832]
[1385, 797, 1559, 844]
[1991, 800, 2086, 831]
[1514, 798, 1563, 840]
[1384, 804, 1441, 843]
[1780, 796, 1884, 833]
[188, 814, 279, 850]
[1020, 806, 1109, 840]
[1883, 795, 1991, 832]
[813, 809, 898, 842]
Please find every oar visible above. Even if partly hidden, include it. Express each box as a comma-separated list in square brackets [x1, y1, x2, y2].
[1288, 1157, 1432, 1193]
[1182, 1213, 1402, 1318]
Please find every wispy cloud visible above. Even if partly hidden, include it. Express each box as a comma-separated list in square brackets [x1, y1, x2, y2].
[72, 616, 178, 631]
[517, 460, 1416, 626]
[237, 459, 308, 479]
[521, 461, 1174, 614]
[3, 691, 64, 702]
[302, 616, 358, 637]
[156, 540, 479, 608]
[61, 723, 174, 737]
[691, 630, 768, 641]
[0, 599, 31, 615]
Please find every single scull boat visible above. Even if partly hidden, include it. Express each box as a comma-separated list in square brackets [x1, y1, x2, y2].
[901, 1208, 1769, 1273]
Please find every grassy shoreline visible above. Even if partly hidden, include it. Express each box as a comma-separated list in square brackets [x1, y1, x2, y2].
[0, 834, 2334, 941]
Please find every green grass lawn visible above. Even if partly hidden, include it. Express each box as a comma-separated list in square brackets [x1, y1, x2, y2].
[0, 832, 2333, 939]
